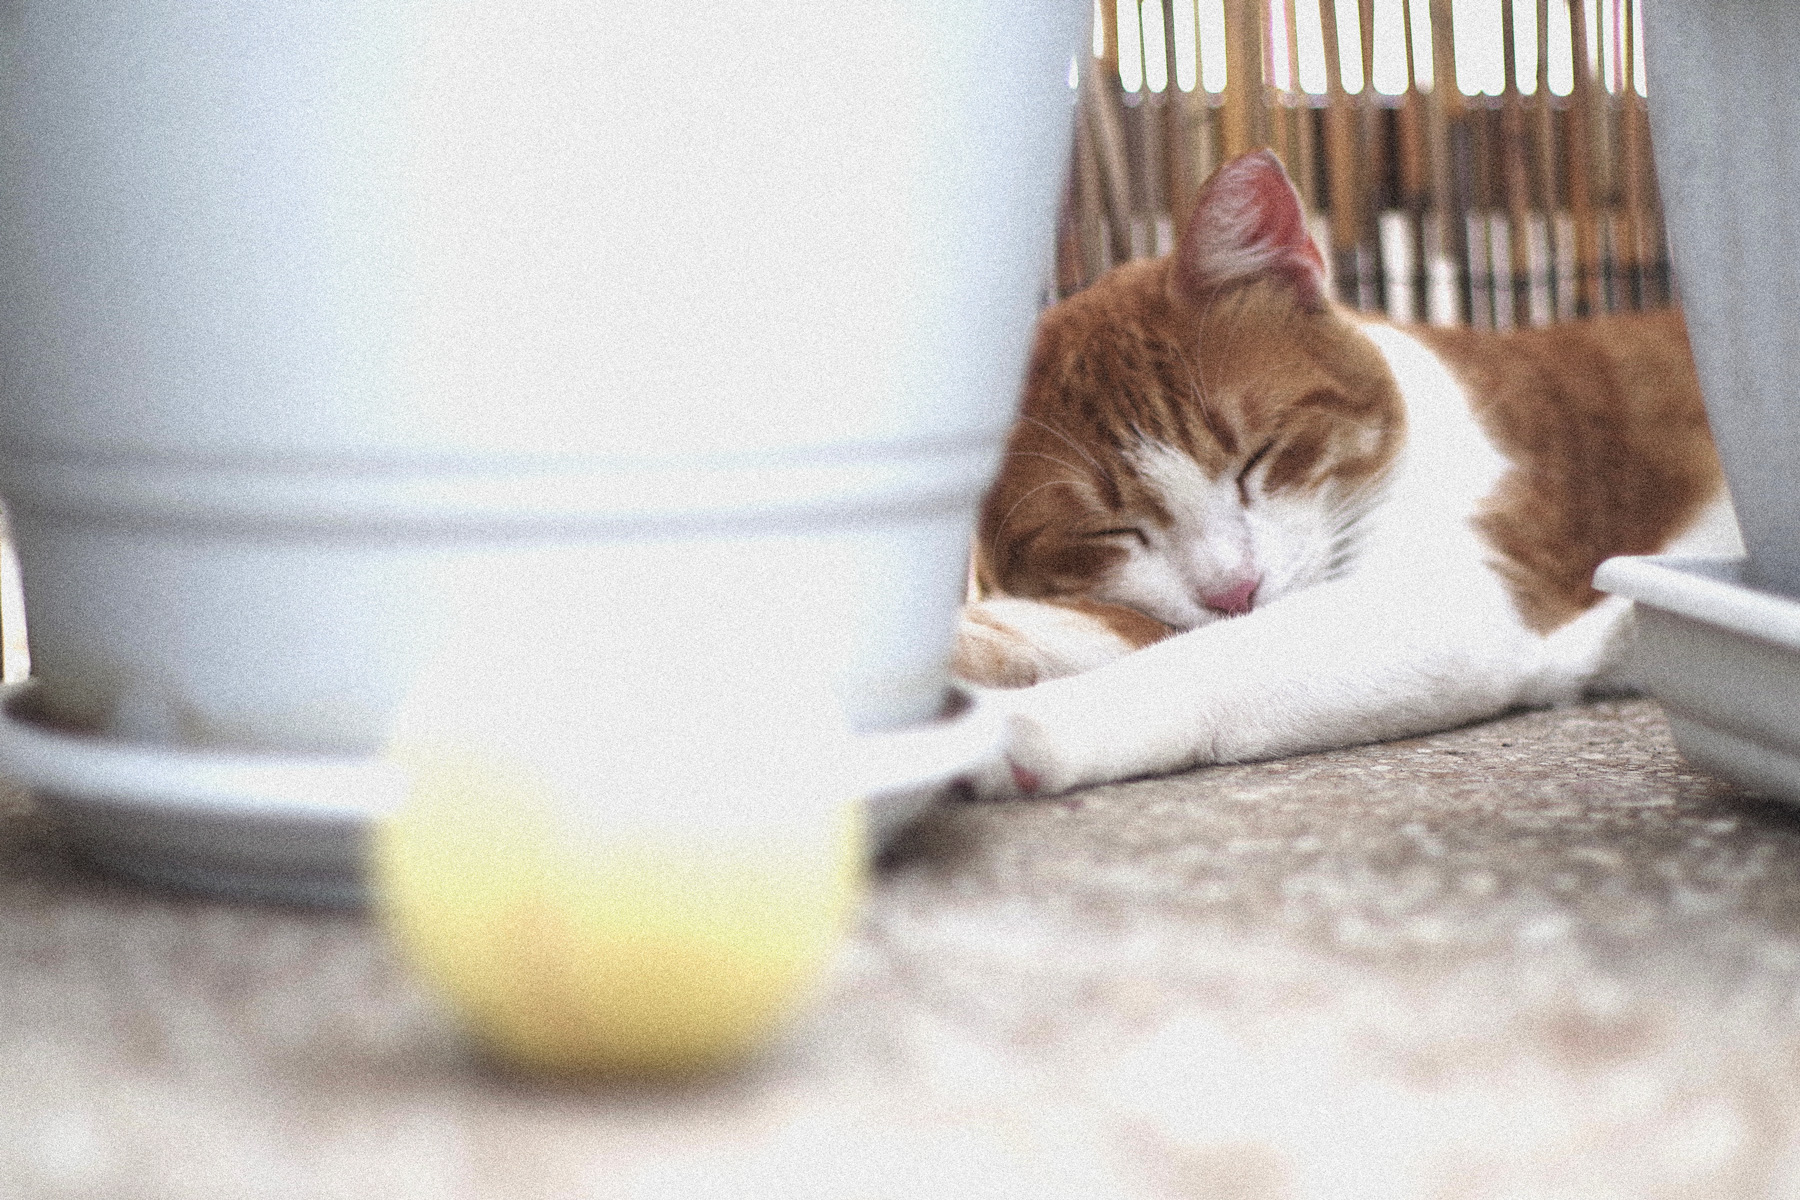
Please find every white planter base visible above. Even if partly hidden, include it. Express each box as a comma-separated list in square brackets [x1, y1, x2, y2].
[0, 685, 399, 904]
[1595, 554, 1800, 803]
[0, 684, 979, 907]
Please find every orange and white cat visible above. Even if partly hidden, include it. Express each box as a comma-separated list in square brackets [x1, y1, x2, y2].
[955, 148, 1736, 798]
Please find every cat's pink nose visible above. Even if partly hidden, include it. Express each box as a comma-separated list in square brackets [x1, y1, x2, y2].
[1201, 576, 1260, 616]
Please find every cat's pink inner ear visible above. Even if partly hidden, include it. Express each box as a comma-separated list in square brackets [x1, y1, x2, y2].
[1172, 149, 1326, 305]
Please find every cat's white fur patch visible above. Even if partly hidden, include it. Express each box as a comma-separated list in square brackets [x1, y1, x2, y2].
[1354, 322, 1510, 578]
[1103, 445, 1250, 629]
[1107, 442, 1351, 630]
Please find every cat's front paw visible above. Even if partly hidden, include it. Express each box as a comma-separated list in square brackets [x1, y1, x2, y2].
[955, 686, 1105, 801]
[956, 635, 1214, 800]
[952, 597, 1170, 690]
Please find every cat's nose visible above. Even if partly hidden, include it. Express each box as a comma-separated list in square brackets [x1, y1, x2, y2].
[1200, 575, 1260, 617]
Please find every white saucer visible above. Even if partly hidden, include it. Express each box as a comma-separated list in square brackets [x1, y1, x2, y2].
[0, 685, 406, 906]
[1596, 554, 1800, 803]
[0, 684, 978, 906]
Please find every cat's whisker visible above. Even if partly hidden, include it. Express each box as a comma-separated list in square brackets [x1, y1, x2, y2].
[1016, 414, 1106, 474]
[993, 476, 1093, 536]
[1004, 449, 1093, 480]
[1328, 472, 1394, 517]
[1168, 341, 1211, 411]
[1328, 495, 1379, 529]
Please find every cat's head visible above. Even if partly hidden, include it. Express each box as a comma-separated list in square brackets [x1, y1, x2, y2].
[975, 149, 1405, 632]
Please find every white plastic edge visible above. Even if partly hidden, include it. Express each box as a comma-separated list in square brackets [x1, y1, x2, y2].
[0, 682, 998, 822]
[0, 685, 407, 819]
[0, 440, 1002, 532]
[1594, 554, 1800, 651]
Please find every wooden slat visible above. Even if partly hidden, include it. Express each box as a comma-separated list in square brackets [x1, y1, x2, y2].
[1425, 0, 1465, 325]
[1640, 100, 1670, 307]
[1317, 0, 1360, 303]
[1499, 3, 1532, 329]
[1220, 0, 1258, 157]
[1617, 0, 1648, 309]
[1286, 0, 1322, 211]
[1594, 0, 1620, 308]
[1356, 0, 1384, 310]
[1162, 1, 1203, 230]
[1389, 0, 1429, 322]
[1531, 0, 1560, 321]
[1099, 0, 1123, 78]
[1083, 62, 1137, 266]
[1072, 86, 1110, 289]
[1396, 0, 1426, 206]
[1133, 89, 1168, 258]
[1564, 0, 1602, 316]
[1466, 103, 1495, 328]
[1163, 88, 1198, 234]
[1263, 0, 1293, 171]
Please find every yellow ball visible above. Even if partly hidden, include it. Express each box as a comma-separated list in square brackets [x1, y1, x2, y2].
[371, 745, 864, 1077]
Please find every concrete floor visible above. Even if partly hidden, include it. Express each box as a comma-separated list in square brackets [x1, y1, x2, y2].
[3, 698, 1799, 1199]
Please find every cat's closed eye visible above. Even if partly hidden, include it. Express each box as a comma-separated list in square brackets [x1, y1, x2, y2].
[1236, 439, 1277, 503]
[1087, 527, 1150, 547]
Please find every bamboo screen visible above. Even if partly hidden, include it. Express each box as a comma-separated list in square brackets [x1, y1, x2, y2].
[1057, 0, 1667, 329]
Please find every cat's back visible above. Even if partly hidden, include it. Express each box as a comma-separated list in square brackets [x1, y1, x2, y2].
[1412, 309, 1706, 448]
[1408, 309, 1727, 630]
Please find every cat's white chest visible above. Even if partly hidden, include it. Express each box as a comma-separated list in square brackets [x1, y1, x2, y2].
[1352, 322, 1510, 582]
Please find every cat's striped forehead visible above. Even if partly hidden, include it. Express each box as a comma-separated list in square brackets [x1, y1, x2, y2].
[1032, 268, 1390, 445]
[975, 256, 1405, 599]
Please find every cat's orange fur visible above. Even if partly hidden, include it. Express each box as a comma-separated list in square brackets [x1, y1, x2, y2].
[952, 596, 1172, 687]
[1414, 314, 1721, 631]
[951, 149, 1735, 798]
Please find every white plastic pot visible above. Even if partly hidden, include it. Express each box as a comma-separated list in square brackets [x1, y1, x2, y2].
[0, 3, 1085, 901]
[1596, 1, 1800, 803]
[1639, 0, 1800, 598]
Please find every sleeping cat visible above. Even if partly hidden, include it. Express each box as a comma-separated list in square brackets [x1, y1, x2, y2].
[953, 148, 1735, 799]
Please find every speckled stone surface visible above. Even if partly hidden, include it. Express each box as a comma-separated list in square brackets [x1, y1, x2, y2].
[4, 699, 1800, 1199]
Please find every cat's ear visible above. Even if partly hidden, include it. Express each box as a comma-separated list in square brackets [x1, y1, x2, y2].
[1171, 149, 1327, 307]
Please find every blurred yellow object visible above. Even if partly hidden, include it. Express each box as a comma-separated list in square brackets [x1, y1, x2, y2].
[372, 744, 864, 1076]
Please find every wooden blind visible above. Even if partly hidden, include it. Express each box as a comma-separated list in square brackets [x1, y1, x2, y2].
[1056, 0, 1668, 327]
